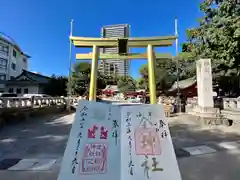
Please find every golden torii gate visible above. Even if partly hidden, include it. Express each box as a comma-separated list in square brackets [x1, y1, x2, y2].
[70, 36, 176, 104]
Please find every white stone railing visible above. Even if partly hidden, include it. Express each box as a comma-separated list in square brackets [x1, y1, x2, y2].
[0, 97, 79, 109]
[186, 97, 240, 110]
[222, 98, 240, 109]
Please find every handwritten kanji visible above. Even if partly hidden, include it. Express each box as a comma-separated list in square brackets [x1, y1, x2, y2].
[71, 157, 78, 174]
[136, 112, 143, 118]
[152, 157, 163, 172]
[159, 120, 166, 128]
[141, 156, 150, 179]
[161, 130, 168, 139]
[80, 123, 84, 128]
[112, 129, 118, 145]
[81, 112, 87, 117]
[80, 105, 88, 112]
[77, 132, 82, 138]
[128, 160, 134, 175]
[112, 120, 119, 128]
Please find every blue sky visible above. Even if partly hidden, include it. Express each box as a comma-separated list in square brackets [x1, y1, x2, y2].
[0, 0, 202, 79]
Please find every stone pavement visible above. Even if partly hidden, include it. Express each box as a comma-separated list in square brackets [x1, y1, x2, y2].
[1, 145, 240, 180]
[1, 113, 240, 179]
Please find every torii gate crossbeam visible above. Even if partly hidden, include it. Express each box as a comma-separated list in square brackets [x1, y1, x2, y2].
[70, 36, 176, 104]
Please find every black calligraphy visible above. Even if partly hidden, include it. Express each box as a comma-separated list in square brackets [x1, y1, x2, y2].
[126, 112, 134, 175]
[152, 157, 163, 172]
[112, 119, 119, 145]
[161, 130, 168, 139]
[71, 105, 88, 174]
[108, 107, 112, 121]
[154, 119, 168, 140]
[141, 156, 164, 178]
[141, 156, 150, 179]
[138, 112, 153, 128]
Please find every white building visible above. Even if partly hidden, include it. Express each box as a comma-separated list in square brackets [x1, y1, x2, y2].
[0, 33, 29, 92]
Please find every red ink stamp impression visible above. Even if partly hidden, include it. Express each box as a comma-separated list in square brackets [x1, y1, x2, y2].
[135, 128, 161, 155]
[80, 143, 108, 174]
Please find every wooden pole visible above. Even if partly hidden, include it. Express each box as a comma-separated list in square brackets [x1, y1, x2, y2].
[147, 44, 157, 104]
[89, 45, 99, 101]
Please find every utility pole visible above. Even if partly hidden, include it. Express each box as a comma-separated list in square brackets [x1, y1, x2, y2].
[67, 19, 74, 110]
[175, 17, 180, 112]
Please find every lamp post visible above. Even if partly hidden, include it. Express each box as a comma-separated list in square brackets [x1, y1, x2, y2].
[67, 19, 74, 110]
[175, 17, 180, 112]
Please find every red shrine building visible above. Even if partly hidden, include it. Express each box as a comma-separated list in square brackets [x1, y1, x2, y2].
[168, 77, 197, 97]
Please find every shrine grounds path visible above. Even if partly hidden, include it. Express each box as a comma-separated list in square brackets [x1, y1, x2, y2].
[1, 111, 240, 179]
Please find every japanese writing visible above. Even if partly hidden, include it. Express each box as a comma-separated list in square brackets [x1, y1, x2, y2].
[71, 105, 88, 174]
[141, 156, 150, 179]
[154, 119, 168, 139]
[152, 157, 163, 172]
[126, 112, 134, 175]
[155, 119, 165, 131]
[204, 61, 210, 74]
[107, 107, 112, 121]
[112, 119, 119, 145]
[141, 156, 163, 179]
[138, 112, 153, 128]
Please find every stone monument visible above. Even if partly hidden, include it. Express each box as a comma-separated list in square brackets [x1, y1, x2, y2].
[194, 59, 222, 125]
[196, 59, 214, 108]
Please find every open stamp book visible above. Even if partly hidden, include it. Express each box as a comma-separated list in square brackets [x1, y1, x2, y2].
[58, 100, 182, 180]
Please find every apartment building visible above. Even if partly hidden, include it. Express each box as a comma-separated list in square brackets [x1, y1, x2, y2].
[98, 24, 130, 77]
[0, 33, 29, 92]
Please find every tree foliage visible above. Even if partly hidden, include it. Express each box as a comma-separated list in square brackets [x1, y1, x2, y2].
[137, 0, 240, 96]
[138, 56, 195, 92]
[44, 75, 68, 96]
[69, 62, 137, 95]
[183, 0, 240, 74]
[70, 62, 109, 95]
[117, 76, 137, 93]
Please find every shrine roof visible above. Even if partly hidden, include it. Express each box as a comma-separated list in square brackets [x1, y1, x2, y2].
[168, 76, 196, 92]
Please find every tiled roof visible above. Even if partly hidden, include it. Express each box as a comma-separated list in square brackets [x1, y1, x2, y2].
[13, 70, 50, 84]
[103, 85, 119, 91]
[168, 76, 196, 92]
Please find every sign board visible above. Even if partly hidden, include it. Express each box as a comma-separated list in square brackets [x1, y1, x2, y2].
[58, 101, 182, 180]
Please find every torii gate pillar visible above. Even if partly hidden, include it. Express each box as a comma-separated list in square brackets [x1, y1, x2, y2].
[89, 45, 99, 101]
[147, 44, 157, 104]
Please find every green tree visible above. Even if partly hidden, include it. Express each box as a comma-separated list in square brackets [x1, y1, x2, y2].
[137, 78, 147, 90]
[182, 0, 240, 74]
[69, 62, 91, 95]
[172, 53, 196, 80]
[138, 58, 177, 92]
[69, 62, 107, 95]
[138, 55, 196, 93]
[117, 76, 137, 93]
[45, 75, 68, 96]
